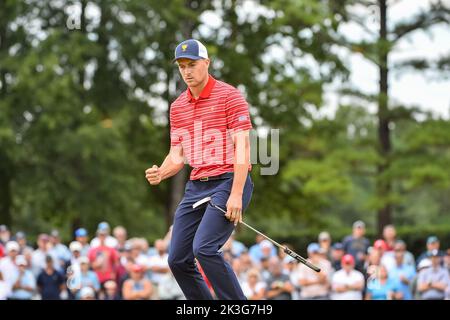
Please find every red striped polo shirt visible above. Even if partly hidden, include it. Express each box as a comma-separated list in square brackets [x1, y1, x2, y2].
[170, 75, 252, 180]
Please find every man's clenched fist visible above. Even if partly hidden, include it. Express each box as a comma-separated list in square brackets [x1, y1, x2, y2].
[145, 165, 162, 185]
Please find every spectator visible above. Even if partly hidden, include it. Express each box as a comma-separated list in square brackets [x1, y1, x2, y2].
[389, 242, 416, 300]
[157, 271, 185, 300]
[79, 286, 96, 300]
[265, 257, 294, 300]
[49, 230, 71, 269]
[90, 222, 118, 248]
[71, 257, 100, 300]
[31, 234, 59, 277]
[0, 271, 11, 300]
[238, 251, 253, 275]
[223, 230, 247, 257]
[113, 226, 128, 251]
[393, 240, 415, 267]
[445, 248, 450, 273]
[382, 225, 397, 251]
[255, 240, 276, 265]
[100, 280, 121, 300]
[37, 255, 65, 300]
[0, 241, 20, 289]
[74, 228, 90, 256]
[88, 227, 119, 286]
[122, 264, 153, 300]
[284, 255, 300, 300]
[330, 242, 345, 271]
[365, 264, 402, 300]
[14, 232, 33, 256]
[342, 221, 370, 272]
[372, 239, 395, 272]
[0, 225, 11, 245]
[416, 236, 445, 267]
[9, 255, 36, 300]
[249, 235, 276, 264]
[412, 259, 432, 299]
[228, 231, 247, 258]
[318, 231, 332, 260]
[259, 256, 272, 283]
[417, 249, 449, 300]
[330, 254, 365, 300]
[364, 246, 382, 280]
[297, 243, 332, 300]
[283, 255, 297, 276]
[242, 268, 266, 300]
[148, 239, 170, 290]
[67, 241, 83, 274]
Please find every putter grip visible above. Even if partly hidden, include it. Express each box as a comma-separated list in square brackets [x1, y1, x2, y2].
[285, 248, 321, 273]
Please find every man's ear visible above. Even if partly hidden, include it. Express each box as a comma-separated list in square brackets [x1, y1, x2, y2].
[204, 58, 210, 68]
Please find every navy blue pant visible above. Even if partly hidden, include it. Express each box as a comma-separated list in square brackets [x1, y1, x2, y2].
[168, 172, 253, 300]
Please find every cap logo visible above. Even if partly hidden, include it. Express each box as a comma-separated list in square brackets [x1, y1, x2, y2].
[182, 44, 188, 52]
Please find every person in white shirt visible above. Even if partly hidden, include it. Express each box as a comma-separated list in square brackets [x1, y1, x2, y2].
[0, 270, 11, 300]
[331, 254, 365, 300]
[148, 239, 170, 286]
[241, 268, 266, 300]
[0, 241, 20, 290]
[90, 222, 118, 248]
[297, 243, 332, 300]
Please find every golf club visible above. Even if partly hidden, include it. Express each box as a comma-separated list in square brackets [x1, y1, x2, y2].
[193, 196, 321, 273]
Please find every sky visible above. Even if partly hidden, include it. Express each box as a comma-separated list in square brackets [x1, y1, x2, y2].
[324, 0, 450, 119]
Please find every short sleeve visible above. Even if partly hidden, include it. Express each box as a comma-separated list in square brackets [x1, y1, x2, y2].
[225, 89, 252, 131]
[169, 105, 182, 147]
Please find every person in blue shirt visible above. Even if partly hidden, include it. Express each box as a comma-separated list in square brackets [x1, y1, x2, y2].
[249, 235, 277, 264]
[342, 221, 370, 272]
[68, 257, 100, 300]
[365, 264, 402, 300]
[388, 243, 416, 300]
[9, 256, 36, 300]
[416, 236, 446, 267]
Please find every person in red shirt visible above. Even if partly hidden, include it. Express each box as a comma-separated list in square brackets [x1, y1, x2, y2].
[145, 39, 253, 300]
[88, 227, 119, 286]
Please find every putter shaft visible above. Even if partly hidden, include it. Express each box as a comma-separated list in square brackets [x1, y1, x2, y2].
[210, 203, 321, 273]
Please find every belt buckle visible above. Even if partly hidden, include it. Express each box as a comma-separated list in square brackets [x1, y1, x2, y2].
[199, 177, 209, 182]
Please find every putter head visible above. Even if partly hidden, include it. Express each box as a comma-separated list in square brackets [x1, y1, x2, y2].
[193, 196, 212, 209]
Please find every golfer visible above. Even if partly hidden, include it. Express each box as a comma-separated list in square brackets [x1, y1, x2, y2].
[145, 39, 253, 300]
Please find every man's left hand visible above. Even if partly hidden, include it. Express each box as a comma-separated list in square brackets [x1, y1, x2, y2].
[226, 193, 243, 226]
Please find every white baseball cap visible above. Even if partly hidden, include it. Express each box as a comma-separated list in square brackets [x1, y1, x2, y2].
[69, 241, 83, 252]
[6, 241, 20, 253]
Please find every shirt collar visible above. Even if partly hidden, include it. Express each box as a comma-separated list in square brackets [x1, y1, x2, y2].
[186, 75, 216, 102]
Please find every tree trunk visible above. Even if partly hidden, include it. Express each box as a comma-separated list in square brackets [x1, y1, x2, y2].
[376, 0, 392, 236]
[0, 1, 13, 228]
[0, 151, 13, 227]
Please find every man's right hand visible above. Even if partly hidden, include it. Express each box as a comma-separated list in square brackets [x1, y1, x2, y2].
[145, 165, 162, 185]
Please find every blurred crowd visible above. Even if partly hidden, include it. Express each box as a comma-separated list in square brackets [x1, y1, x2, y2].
[0, 221, 449, 300]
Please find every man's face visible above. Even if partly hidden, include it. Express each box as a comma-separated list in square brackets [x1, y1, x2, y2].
[343, 262, 354, 272]
[332, 249, 344, 261]
[427, 241, 439, 251]
[177, 58, 209, 88]
[353, 227, 365, 238]
[394, 248, 404, 264]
